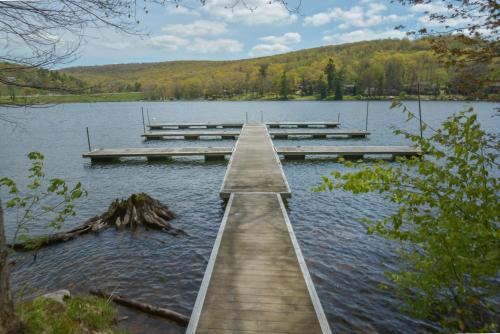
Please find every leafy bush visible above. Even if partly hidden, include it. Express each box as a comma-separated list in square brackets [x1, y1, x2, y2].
[315, 103, 499, 332]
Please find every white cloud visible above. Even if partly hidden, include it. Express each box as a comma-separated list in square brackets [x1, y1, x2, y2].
[323, 28, 406, 44]
[166, 5, 201, 16]
[410, 3, 448, 13]
[187, 38, 244, 54]
[304, 3, 410, 29]
[100, 41, 133, 50]
[149, 35, 189, 51]
[203, 0, 297, 25]
[249, 43, 290, 57]
[411, 2, 476, 31]
[162, 20, 228, 37]
[260, 32, 301, 45]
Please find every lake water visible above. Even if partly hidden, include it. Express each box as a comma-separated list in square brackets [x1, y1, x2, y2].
[1, 101, 498, 333]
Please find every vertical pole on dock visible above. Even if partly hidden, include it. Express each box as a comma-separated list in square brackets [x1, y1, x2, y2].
[338, 112, 340, 123]
[260, 110, 263, 123]
[146, 108, 151, 125]
[365, 100, 369, 131]
[141, 107, 146, 133]
[417, 81, 423, 139]
[86, 127, 91, 152]
[245, 112, 248, 123]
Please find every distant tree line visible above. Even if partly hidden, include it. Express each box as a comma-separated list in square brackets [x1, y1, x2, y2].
[3, 39, 499, 101]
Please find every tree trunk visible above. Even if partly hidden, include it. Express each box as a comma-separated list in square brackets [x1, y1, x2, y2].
[0, 204, 24, 334]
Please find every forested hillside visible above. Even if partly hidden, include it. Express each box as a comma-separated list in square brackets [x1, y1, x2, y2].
[62, 38, 498, 100]
[0, 64, 86, 100]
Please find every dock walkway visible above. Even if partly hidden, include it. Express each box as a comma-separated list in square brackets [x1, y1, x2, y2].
[219, 124, 290, 198]
[187, 124, 330, 333]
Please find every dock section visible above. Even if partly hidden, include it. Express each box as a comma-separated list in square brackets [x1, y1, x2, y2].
[187, 193, 330, 334]
[149, 122, 244, 130]
[148, 121, 339, 130]
[276, 145, 422, 160]
[270, 129, 369, 139]
[219, 124, 290, 199]
[267, 121, 339, 128]
[188, 124, 330, 333]
[82, 147, 232, 162]
[142, 130, 240, 140]
[143, 129, 369, 140]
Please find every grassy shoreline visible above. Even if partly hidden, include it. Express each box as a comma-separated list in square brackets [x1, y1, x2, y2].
[2, 92, 498, 104]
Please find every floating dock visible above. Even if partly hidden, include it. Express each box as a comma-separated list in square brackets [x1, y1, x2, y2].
[82, 146, 420, 163]
[142, 129, 369, 140]
[149, 122, 244, 130]
[82, 147, 233, 162]
[276, 145, 422, 160]
[147, 121, 339, 130]
[267, 121, 339, 128]
[187, 124, 330, 334]
[142, 130, 240, 140]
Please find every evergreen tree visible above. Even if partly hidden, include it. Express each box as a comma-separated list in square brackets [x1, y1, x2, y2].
[334, 70, 344, 100]
[279, 70, 290, 100]
[324, 58, 336, 95]
[316, 74, 328, 99]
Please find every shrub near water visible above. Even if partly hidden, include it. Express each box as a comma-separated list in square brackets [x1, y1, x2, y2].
[17, 295, 127, 334]
[315, 104, 500, 332]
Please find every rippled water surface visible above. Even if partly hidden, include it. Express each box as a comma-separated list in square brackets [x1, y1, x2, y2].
[1, 101, 498, 333]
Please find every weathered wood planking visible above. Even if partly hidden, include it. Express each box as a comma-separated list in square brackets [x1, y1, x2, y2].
[219, 124, 290, 199]
[186, 193, 331, 334]
[82, 147, 232, 162]
[276, 145, 422, 160]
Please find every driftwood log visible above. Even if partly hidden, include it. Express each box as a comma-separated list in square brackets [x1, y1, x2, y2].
[90, 289, 189, 326]
[10, 193, 183, 251]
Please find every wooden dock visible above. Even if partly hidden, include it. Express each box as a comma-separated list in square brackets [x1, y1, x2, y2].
[187, 124, 330, 334]
[148, 121, 339, 130]
[276, 145, 422, 160]
[149, 122, 244, 130]
[142, 130, 240, 140]
[220, 124, 290, 199]
[142, 129, 369, 140]
[82, 147, 232, 162]
[82, 146, 420, 163]
[270, 129, 369, 139]
[267, 121, 339, 128]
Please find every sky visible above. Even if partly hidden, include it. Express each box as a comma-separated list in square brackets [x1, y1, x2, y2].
[61, 0, 450, 67]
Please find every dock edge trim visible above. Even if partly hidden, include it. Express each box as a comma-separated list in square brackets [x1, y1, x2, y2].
[185, 193, 234, 333]
[277, 193, 332, 334]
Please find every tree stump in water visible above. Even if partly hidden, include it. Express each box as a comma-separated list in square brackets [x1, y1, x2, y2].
[10, 193, 182, 251]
